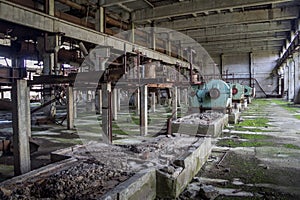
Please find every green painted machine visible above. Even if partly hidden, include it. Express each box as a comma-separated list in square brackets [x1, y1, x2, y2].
[229, 83, 245, 102]
[188, 79, 232, 113]
[244, 85, 255, 103]
[244, 85, 255, 97]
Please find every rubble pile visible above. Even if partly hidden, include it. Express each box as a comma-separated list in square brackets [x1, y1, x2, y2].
[173, 112, 224, 125]
[0, 159, 133, 200]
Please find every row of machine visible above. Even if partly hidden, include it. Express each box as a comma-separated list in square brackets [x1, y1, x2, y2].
[188, 79, 255, 116]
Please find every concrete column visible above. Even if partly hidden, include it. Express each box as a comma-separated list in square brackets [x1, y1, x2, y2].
[135, 88, 140, 115]
[177, 88, 181, 107]
[96, 6, 105, 33]
[151, 92, 156, 113]
[73, 90, 77, 118]
[184, 88, 188, 105]
[102, 83, 112, 144]
[67, 85, 74, 130]
[151, 27, 156, 50]
[112, 88, 118, 121]
[95, 89, 102, 114]
[166, 34, 172, 56]
[48, 0, 55, 16]
[140, 85, 148, 136]
[43, 53, 56, 118]
[172, 87, 178, 120]
[117, 89, 121, 112]
[12, 80, 31, 175]
[129, 22, 135, 43]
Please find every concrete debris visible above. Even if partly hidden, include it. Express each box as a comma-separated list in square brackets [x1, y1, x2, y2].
[0, 159, 134, 199]
[199, 185, 219, 200]
[173, 112, 224, 125]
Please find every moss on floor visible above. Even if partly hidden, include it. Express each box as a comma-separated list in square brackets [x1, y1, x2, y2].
[217, 139, 274, 148]
[237, 118, 269, 127]
[283, 144, 300, 150]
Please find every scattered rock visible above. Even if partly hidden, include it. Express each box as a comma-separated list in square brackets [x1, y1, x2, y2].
[199, 185, 219, 200]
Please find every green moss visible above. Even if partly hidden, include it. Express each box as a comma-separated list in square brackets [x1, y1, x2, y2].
[217, 139, 273, 148]
[235, 127, 270, 132]
[238, 118, 269, 127]
[112, 129, 128, 135]
[252, 99, 270, 106]
[294, 115, 300, 120]
[239, 134, 272, 140]
[283, 144, 300, 150]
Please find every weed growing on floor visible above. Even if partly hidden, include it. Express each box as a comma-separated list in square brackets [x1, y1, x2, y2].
[283, 144, 300, 150]
[217, 139, 273, 148]
[238, 118, 269, 127]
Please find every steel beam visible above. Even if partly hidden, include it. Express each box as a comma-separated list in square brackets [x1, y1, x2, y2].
[181, 21, 291, 39]
[132, 0, 293, 22]
[197, 36, 286, 46]
[156, 7, 298, 31]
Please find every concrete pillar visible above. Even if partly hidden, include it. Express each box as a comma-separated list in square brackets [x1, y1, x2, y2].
[73, 90, 77, 118]
[140, 85, 148, 136]
[135, 88, 140, 115]
[129, 22, 135, 43]
[112, 88, 118, 121]
[102, 83, 112, 144]
[12, 80, 31, 175]
[151, 27, 156, 50]
[184, 88, 188, 105]
[117, 89, 121, 112]
[67, 85, 74, 130]
[172, 86, 178, 120]
[47, 0, 55, 16]
[166, 34, 172, 56]
[177, 88, 181, 107]
[95, 89, 102, 114]
[151, 92, 156, 113]
[43, 53, 56, 118]
[96, 6, 105, 33]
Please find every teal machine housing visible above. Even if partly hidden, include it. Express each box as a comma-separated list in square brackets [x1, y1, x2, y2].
[189, 79, 232, 113]
[244, 85, 255, 103]
[244, 85, 255, 97]
[229, 83, 245, 102]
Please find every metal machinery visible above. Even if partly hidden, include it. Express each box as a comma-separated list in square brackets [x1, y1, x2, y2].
[244, 85, 255, 103]
[188, 79, 232, 113]
[229, 83, 245, 102]
[228, 83, 246, 110]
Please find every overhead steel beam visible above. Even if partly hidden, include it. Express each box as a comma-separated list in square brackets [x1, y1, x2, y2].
[100, 0, 137, 7]
[181, 21, 291, 39]
[202, 41, 283, 49]
[132, 0, 293, 22]
[195, 32, 287, 44]
[156, 7, 299, 31]
[206, 46, 282, 54]
[181, 36, 285, 47]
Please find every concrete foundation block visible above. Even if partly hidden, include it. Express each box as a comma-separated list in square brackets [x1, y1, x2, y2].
[171, 115, 228, 137]
[102, 169, 156, 200]
[229, 110, 241, 124]
[156, 138, 212, 199]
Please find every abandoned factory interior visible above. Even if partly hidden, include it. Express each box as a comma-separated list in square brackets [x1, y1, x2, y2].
[0, 0, 300, 199]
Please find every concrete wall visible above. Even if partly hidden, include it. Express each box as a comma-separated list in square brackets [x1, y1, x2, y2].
[212, 52, 279, 97]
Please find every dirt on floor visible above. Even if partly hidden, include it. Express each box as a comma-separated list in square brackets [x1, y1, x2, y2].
[180, 99, 300, 200]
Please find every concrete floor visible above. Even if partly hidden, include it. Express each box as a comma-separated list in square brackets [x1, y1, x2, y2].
[180, 99, 300, 199]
